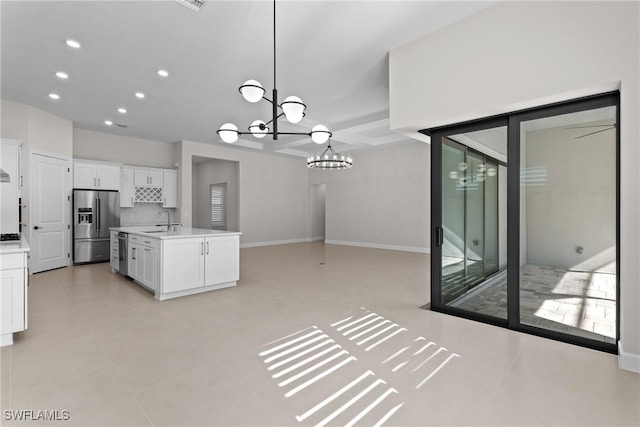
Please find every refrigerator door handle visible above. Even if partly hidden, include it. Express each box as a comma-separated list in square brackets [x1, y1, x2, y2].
[97, 198, 101, 232]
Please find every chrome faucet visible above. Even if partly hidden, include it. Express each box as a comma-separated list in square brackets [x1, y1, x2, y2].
[159, 209, 171, 231]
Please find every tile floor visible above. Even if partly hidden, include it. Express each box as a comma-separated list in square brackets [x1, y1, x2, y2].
[1, 242, 638, 426]
[454, 264, 617, 343]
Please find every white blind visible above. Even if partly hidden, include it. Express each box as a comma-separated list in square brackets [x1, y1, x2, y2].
[210, 184, 225, 227]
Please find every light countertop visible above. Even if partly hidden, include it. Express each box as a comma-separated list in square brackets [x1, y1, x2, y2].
[0, 237, 30, 254]
[110, 226, 241, 240]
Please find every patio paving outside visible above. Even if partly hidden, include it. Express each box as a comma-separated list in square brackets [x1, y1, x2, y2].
[452, 264, 616, 344]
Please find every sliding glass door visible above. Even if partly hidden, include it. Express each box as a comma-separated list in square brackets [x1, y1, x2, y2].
[433, 120, 508, 322]
[428, 92, 619, 353]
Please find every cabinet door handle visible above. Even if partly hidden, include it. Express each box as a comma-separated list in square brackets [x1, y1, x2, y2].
[132, 247, 136, 260]
[206, 242, 209, 254]
[200, 242, 203, 255]
[98, 178, 101, 187]
[94, 178, 96, 187]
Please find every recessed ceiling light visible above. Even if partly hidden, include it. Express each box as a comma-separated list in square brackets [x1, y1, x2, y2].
[118, 108, 127, 114]
[65, 39, 81, 49]
[157, 69, 169, 77]
[56, 71, 69, 79]
[104, 120, 113, 126]
[49, 93, 60, 100]
[135, 92, 145, 99]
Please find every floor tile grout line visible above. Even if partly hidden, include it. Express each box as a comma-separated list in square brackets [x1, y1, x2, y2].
[469, 351, 521, 427]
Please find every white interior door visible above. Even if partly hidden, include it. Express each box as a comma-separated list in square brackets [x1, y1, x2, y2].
[30, 153, 71, 273]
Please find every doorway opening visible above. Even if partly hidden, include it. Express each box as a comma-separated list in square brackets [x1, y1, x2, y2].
[192, 157, 239, 232]
[310, 183, 326, 241]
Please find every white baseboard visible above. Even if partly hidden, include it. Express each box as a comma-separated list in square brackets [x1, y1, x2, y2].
[618, 341, 640, 373]
[310, 236, 325, 242]
[240, 238, 313, 248]
[325, 239, 430, 254]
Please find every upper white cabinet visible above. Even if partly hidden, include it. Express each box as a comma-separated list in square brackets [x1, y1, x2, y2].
[162, 171, 177, 208]
[120, 167, 134, 208]
[73, 160, 120, 190]
[134, 169, 163, 187]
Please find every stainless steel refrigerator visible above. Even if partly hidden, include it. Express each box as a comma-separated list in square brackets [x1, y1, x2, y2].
[73, 190, 120, 264]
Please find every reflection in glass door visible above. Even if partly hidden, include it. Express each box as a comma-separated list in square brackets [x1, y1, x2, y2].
[438, 126, 508, 320]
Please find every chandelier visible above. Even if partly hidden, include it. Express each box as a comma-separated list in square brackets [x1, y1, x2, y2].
[307, 143, 353, 170]
[217, 0, 333, 148]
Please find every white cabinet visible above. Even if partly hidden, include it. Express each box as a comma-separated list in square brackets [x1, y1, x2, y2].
[110, 231, 119, 271]
[160, 235, 239, 297]
[128, 235, 158, 291]
[120, 167, 134, 208]
[73, 161, 120, 190]
[134, 169, 163, 187]
[204, 236, 239, 286]
[161, 238, 205, 293]
[0, 251, 28, 347]
[162, 171, 178, 208]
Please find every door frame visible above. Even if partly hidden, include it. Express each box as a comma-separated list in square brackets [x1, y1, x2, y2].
[29, 149, 73, 273]
[424, 91, 620, 354]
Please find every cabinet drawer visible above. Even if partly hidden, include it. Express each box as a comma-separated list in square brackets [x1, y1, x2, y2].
[0, 253, 25, 270]
[140, 238, 161, 251]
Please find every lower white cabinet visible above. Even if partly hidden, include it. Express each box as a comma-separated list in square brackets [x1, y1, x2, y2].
[160, 235, 239, 296]
[204, 236, 239, 286]
[161, 238, 204, 293]
[110, 231, 119, 271]
[127, 235, 158, 291]
[0, 251, 28, 346]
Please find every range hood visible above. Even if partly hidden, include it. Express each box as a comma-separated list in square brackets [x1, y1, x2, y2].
[0, 168, 10, 183]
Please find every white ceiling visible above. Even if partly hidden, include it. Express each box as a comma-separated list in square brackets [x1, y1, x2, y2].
[1, 0, 495, 158]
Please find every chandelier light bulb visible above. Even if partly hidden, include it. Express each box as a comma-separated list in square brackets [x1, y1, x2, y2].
[240, 80, 265, 103]
[487, 167, 497, 177]
[249, 120, 269, 138]
[281, 96, 305, 124]
[217, 123, 239, 143]
[311, 124, 331, 144]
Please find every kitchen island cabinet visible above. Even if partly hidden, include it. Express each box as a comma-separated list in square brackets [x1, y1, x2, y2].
[0, 238, 29, 347]
[111, 227, 240, 300]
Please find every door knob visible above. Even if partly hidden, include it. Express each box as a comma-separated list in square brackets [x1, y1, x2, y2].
[33, 225, 41, 230]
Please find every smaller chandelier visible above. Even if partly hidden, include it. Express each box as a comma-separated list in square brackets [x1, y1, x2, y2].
[307, 143, 353, 170]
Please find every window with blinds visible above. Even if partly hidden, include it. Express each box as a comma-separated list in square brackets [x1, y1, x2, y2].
[210, 183, 226, 229]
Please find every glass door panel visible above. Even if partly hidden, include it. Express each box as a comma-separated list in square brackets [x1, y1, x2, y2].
[438, 126, 507, 320]
[441, 141, 466, 304]
[519, 105, 617, 344]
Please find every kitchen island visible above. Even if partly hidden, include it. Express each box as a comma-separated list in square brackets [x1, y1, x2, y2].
[0, 237, 29, 346]
[110, 226, 241, 300]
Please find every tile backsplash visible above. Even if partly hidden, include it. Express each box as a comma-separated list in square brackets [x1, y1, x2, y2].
[121, 204, 178, 226]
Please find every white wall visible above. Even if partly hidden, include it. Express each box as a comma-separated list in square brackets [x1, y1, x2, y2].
[73, 129, 176, 168]
[1, 100, 73, 232]
[192, 158, 239, 232]
[525, 124, 615, 273]
[389, 1, 639, 367]
[177, 140, 310, 246]
[310, 141, 429, 253]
